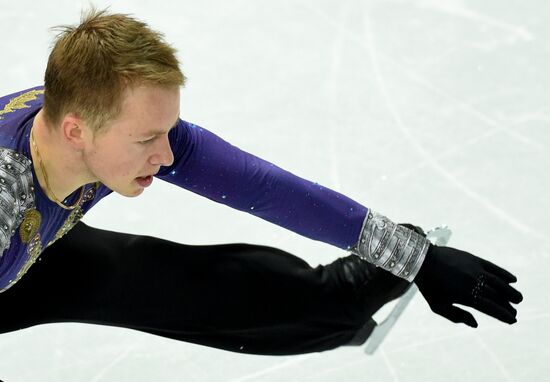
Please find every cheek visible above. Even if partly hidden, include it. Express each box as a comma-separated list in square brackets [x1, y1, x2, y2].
[114, 154, 143, 178]
[118, 148, 150, 178]
[89, 145, 142, 178]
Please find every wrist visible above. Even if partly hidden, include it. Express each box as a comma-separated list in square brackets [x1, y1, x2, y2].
[414, 243, 436, 286]
[349, 210, 431, 282]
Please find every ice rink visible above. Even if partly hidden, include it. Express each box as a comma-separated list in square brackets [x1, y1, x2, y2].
[0, 0, 548, 380]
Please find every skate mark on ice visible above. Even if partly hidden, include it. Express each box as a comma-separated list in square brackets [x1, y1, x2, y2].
[326, 1, 352, 189]
[413, 0, 533, 44]
[381, 349, 401, 382]
[90, 338, 144, 382]
[230, 354, 316, 382]
[379, 54, 544, 152]
[475, 335, 515, 382]
[303, 2, 540, 152]
[361, 9, 548, 245]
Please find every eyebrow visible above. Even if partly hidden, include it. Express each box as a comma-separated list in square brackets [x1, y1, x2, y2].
[141, 115, 180, 137]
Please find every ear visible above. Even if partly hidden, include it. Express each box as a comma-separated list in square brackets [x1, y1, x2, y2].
[60, 113, 88, 149]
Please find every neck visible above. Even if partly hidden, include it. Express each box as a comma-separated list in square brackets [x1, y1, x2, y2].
[29, 110, 92, 203]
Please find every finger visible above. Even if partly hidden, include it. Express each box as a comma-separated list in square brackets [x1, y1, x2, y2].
[476, 285, 518, 319]
[480, 259, 517, 283]
[435, 304, 478, 328]
[476, 297, 517, 324]
[479, 284, 511, 307]
[485, 273, 523, 304]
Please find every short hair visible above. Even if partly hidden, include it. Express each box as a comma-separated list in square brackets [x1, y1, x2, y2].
[42, 7, 186, 136]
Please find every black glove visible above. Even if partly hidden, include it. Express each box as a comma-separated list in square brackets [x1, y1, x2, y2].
[414, 244, 523, 327]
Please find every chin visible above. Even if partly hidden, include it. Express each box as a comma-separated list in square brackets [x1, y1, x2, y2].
[111, 183, 144, 198]
[121, 188, 144, 198]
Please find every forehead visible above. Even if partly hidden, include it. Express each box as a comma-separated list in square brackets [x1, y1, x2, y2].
[114, 85, 180, 135]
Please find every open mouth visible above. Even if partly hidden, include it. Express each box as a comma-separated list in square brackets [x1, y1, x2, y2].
[136, 175, 154, 187]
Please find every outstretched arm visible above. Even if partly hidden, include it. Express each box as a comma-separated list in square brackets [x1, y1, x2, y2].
[157, 119, 522, 327]
[157, 119, 428, 281]
[158, 119, 369, 250]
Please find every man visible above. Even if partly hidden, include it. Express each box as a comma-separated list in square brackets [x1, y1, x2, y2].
[0, 8, 522, 355]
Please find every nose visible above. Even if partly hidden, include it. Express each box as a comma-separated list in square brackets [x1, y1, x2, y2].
[150, 134, 175, 168]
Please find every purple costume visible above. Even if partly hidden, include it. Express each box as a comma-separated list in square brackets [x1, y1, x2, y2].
[0, 86, 369, 292]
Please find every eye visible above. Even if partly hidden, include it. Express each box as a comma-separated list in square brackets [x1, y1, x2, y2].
[139, 136, 156, 144]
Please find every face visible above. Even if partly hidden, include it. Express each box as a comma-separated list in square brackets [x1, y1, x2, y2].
[81, 84, 180, 197]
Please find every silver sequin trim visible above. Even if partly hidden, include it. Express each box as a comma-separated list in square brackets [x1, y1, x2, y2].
[350, 210, 430, 282]
[0, 148, 35, 258]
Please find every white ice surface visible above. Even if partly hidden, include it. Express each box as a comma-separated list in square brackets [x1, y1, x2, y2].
[0, 0, 548, 381]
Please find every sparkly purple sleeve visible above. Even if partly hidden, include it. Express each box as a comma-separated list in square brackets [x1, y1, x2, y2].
[157, 120, 369, 249]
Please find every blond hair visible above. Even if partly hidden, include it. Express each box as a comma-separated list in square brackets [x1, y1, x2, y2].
[43, 7, 186, 136]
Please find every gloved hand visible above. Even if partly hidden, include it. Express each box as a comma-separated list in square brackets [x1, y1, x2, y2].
[414, 244, 523, 327]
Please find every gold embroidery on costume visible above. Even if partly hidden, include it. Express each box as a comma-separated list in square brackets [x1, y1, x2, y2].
[47, 206, 84, 247]
[0, 181, 100, 293]
[0, 233, 43, 293]
[19, 209, 42, 243]
[46, 182, 99, 247]
[17, 233, 43, 280]
[0, 89, 44, 120]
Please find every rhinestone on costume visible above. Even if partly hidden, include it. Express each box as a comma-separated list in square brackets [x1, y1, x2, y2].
[350, 210, 430, 282]
[0, 147, 37, 261]
[49, 206, 84, 246]
[14, 233, 43, 285]
[471, 274, 486, 301]
[81, 183, 99, 203]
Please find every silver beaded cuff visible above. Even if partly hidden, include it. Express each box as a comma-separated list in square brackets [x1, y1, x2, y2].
[350, 210, 430, 282]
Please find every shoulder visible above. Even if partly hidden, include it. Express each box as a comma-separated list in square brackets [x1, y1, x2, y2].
[0, 86, 45, 121]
